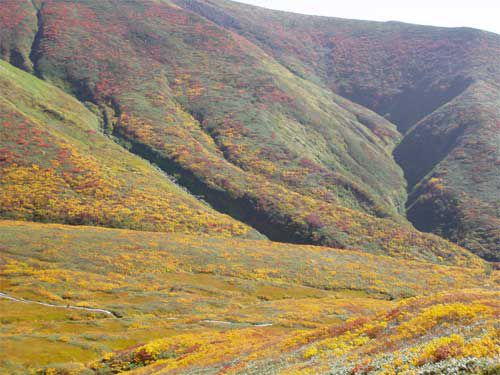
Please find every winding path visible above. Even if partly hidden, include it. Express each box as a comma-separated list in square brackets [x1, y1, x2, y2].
[0, 292, 118, 317]
[202, 319, 273, 327]
[0, 292, 274, 326]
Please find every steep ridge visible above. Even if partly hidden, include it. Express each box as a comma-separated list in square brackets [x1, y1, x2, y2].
[0, 0, 487, 264]
[175, 0, 500, 260]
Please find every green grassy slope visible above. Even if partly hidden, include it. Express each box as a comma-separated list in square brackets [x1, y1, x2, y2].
[0, 59, 255, 237]
[175, 0, 500, 260]
[0, 220, 497, 374]
[0, 0, 487, 263]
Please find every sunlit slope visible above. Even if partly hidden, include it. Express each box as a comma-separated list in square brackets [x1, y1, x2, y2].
[177, 0, 500, 260]
[0, 0, 487, 263]
[0, 220, 496, 374]
[182, 0, 499, 130]
[96, 290, 500, 375]
[0, 0, 407, 222]
[0, 60, 255, 237]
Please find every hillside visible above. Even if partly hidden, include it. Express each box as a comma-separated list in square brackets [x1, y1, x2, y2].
[176, 0, 500, 260]
[1, 0, 498, 262]
[0, 59, 255, 237]
[0, 220, 498, 374]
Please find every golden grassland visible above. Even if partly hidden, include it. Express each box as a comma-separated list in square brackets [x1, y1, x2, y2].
[0, 220, 498, 374]
[94, 290, 499, 375]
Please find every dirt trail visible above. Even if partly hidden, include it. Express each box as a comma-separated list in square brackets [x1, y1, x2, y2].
[0, 292, 275, 325]
[202, 319, 273, 327]
[0, 291, 118, 317]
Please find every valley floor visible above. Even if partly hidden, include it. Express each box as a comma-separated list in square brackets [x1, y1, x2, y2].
[0, 220, 498, 374]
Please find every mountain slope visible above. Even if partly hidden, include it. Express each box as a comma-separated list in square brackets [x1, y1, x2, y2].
[174, 0, 500, 260]
[179, 0, 498, 129]
[0, 0, 490, 264]
[0, 59, 254, 237]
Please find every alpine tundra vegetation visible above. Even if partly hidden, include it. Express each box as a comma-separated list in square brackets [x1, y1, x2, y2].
[0, 0, 498, 374]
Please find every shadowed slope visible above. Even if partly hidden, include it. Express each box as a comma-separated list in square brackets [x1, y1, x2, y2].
[399, 81, 500, 260]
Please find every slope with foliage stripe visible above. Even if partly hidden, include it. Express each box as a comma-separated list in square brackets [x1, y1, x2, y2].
[0, 60, 255, 237]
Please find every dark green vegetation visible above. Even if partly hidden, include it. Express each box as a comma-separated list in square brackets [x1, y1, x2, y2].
[1, 0, 498, 261]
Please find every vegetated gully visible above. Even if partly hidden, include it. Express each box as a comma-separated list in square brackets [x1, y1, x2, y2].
[107, 79, 472, 244]
[110, 95, 464, 246]
[100, 98, 322, 246]
[344, 78, 473, 227]
[96, 97, 451, 247]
